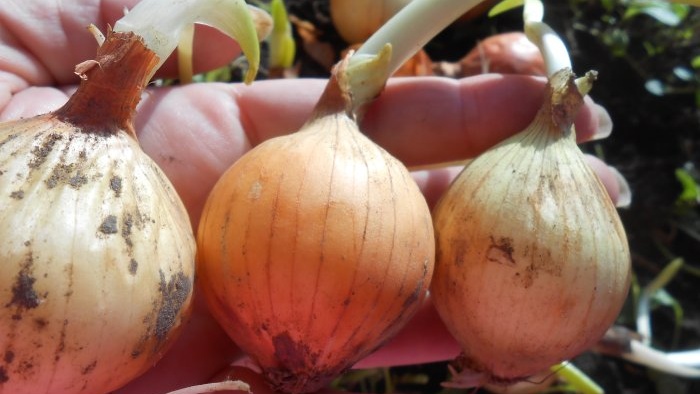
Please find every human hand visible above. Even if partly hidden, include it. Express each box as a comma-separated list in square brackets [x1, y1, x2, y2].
[0, 1, 627, 392]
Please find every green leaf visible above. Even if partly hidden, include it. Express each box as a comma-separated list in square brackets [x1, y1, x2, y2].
[268, 0, 296, 69]
[551, 363, 604, 394]
[624, 0, 689, 26]
[488, 0, 524, 17]
[675, 168, 700, 205]
[691, 55, 700, 69]
[651, 288, 684, 347]
[669, 0, 700, 6]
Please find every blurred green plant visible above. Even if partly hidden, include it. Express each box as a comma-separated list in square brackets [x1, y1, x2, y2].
[570, 0, 700, 104]
[268, 0, 296, 69]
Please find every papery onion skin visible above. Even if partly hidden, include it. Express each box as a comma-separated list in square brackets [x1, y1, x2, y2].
[0, 32, 195, 394]
[431, 69, 631, 384]
[197, 68, 434, 393]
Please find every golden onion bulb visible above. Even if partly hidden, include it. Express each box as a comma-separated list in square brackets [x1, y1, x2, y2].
[197, 56, 434, 393]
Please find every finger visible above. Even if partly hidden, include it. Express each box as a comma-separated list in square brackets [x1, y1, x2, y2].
[134, 76, 606, 227]
[584, 154, 632, 208]
[361, 75, 605, 167]
[0, 86, 69, 120]
[236, 75, 607, 167]
[355, 296, 461, 369]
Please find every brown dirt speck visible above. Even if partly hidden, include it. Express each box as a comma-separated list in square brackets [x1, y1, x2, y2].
[6, 254, 40, 310]
[121, 214, 134, 247]
[28, 133, 62, 169]
[154, 271, 192, 343]
[128, 259, 138, 275]
[273, 331, 316, 368]
[486, 236, 516, 266]
[33, 317, 48, 330]
[265, 332, 335, 393]
[4, 351, 14, 364]
[45, 163, 85, 189]
[98, 215, 118, 234]
[68, 173, 88, 188]
[110, 176, 122, 197]
[81, 360, 97, 375]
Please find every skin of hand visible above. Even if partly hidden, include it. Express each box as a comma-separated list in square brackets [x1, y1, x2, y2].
[0, 1, 625, 393]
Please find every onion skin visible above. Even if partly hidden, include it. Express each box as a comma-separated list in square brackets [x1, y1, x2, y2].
[0, 32, 195, 393]
[431, 69, 631, 384]
[197, 65, 434, 393]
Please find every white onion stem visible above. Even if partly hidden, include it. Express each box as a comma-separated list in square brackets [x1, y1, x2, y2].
[624, 340, 700, 378]
[351, 0, 486, 97]
[523, 0, 572, 77]
[636, 257, 684, 345]
[177, 24, 195, 84]
[667, 349, 700, 367]
[87, 24, 105, 46]
[113, 0, 269, 83]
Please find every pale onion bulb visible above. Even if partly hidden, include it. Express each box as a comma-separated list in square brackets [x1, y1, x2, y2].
[431, 69, 631, 386]
[0, 32, 195, 394]
[197, 50, 434, 393]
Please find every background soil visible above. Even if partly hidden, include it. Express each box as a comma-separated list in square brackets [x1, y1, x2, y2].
[252, 1, 700, 393]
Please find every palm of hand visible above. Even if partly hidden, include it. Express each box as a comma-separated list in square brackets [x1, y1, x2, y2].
[0, 1, 619, 392]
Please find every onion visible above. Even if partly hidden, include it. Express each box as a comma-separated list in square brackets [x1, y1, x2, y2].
[195, 2, 500, 392]
[434, 32, 546, 78]
[0, 1, 267, 393]
[196, 47, 435, 393]
[330, 0, 413, 45]
[430, 68, 631, 385]
[430, 2, 631, 385]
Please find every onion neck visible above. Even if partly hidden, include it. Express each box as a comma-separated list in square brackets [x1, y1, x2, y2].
[538, 68, 595, 138]
[55, 31, 158, 138]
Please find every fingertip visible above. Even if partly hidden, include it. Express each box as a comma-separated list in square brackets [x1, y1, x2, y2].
[575, 96, 612, 143]
[0, 87, 68, 120]
[584, 155, 632, 208]
[592, 102, 613, 141]
[609, 165, 632, 208]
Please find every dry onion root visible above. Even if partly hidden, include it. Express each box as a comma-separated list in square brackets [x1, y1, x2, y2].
[431, 0, 631, 387]
[0, 1, 267, 393]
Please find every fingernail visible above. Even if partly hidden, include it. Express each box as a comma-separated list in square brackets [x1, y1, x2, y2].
[610, 166, 632, 208]
[592, 103, 613, 141]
